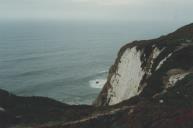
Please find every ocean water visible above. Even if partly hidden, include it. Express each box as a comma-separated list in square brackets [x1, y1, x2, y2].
[0, 21, 184, 104]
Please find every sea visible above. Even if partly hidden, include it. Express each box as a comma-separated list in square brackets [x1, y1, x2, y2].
[0, 20, 185, 104]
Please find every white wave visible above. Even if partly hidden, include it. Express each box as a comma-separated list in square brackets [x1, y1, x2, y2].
[99, 70, 108, 74]
[89, 79, 107, 89]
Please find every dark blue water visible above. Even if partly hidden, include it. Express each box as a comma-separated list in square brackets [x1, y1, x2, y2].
[0, 21, 184, 104]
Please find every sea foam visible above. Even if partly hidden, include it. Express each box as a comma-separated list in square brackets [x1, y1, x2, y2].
[89, 79, 107, 89]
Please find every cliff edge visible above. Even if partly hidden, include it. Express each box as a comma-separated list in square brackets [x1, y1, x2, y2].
[94, 23, 193, 106]
[1, 23, 193, 128]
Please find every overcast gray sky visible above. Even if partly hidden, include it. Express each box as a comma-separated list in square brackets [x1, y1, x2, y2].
[0, 0, 193, 22]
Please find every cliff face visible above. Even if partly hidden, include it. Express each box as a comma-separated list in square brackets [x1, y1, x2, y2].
[1, 23, 193, 128]
[94, 23, 193, 106]
[40, 23, 193, 128]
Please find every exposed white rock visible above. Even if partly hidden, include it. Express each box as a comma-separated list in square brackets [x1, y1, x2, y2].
[159, 99, 164, 104]
[95, 24, 193, 107]
[152, 47, 163, 59]
[107, 47, 145, 105]
[0, 107, 5, 112]
[104, 46, 166, 105]
[96, 44, 188, 106]
[156, 42, 193, 71]
[147, 47, 164, 75]
[186, 39, 192, 43]
[156, 53, 173, 70]
[167, 73, 189, 88]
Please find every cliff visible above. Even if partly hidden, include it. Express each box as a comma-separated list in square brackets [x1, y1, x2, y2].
[1, 23, 193, 128]
[94, 23, 193, 106]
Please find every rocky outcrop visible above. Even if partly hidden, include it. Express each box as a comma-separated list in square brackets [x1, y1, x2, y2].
[1, 23, 193, 128]
[94, 23, 193, 106]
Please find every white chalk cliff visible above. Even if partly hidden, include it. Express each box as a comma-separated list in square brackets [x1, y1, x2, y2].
[94, 24, 193, 106]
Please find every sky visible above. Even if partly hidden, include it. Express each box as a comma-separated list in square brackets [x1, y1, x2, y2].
[0, 0, 193, 23]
